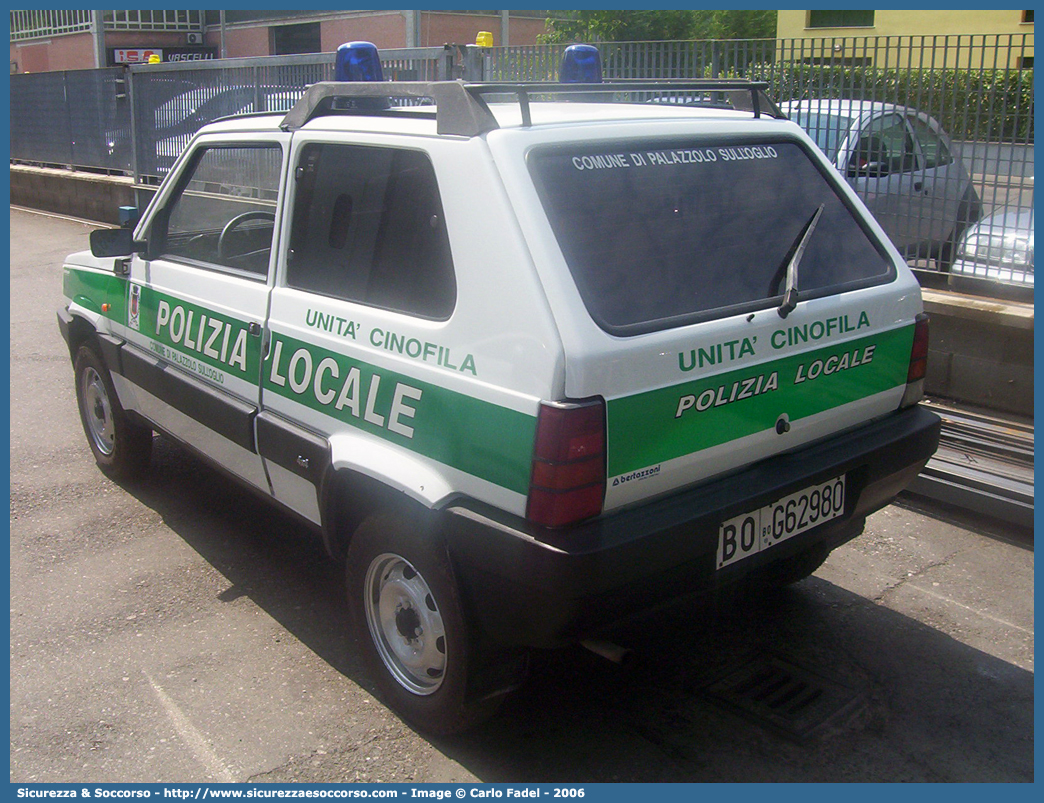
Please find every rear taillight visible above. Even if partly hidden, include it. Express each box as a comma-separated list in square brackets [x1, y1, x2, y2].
[526, 398, 606, 528]
[900, 313, 930, 408]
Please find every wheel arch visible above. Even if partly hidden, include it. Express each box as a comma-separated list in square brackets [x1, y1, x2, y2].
[63, 310, 103, 362]
[318, 432, 456, 562]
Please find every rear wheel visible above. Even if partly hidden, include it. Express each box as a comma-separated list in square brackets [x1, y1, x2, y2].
[74, 342, 152, 480]
[346, 512, 504, 735]
[364, 551, 448, 696]
[938, 185, 983, 270]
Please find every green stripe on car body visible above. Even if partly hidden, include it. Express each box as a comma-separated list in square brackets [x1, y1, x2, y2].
[136, 286, 262, 383]
[606, 324, 914, 478]
[65, 269, 915, 502]
[65, 272, 262, 384]
[263, 331, 538, 497]
[139, 288, 537, 496]
[64, 269, 537, 497]
[64, 267, 126, 323]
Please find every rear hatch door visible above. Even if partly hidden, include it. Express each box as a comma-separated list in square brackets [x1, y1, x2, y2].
[521, 128, 923, 511]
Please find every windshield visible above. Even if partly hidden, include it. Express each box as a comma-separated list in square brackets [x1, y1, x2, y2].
[788, 112, 853, 160]
[528, 138, 893, 334]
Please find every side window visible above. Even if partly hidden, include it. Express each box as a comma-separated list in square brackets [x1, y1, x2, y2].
[908, 116, 954, 169]
[152, 145, 282, 276]
[286, 143, 456, 320]
[848, 113, 916, 177]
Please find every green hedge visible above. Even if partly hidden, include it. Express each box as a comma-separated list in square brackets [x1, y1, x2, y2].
[746, 62, 1033, 142]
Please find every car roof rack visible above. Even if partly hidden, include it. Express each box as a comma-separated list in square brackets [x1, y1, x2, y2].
[279, 79, 785, 138]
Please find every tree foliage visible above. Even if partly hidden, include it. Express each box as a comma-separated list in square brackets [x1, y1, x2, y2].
[540, 10, 777, 44]
[749, 62, 1034, 141]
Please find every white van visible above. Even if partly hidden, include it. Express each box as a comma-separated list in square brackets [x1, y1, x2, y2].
[58, 44, 940, 734]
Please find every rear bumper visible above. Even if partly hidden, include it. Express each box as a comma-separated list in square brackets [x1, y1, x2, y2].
[443, 405, 940, 648]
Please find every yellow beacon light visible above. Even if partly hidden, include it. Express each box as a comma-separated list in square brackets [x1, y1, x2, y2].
[475, 31, 493, 47]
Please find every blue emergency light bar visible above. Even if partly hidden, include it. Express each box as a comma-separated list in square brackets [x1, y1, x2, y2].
[335, 41, 384, 82]
[560, 44, 603, 83]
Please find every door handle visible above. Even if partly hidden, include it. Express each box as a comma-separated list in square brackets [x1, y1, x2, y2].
[913, 181, 923, 192]
[248, 321, 262, 337]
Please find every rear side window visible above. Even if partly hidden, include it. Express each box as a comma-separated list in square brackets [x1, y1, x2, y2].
[908, 116, 954, 169]
[286, 143, 455, 320]
[849, 113, 916, 176]
[529, 138, 894, 334]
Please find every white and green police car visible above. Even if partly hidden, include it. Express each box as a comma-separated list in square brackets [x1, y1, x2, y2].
[58, 43, 940, 734]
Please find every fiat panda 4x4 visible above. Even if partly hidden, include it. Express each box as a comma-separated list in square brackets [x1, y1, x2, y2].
[58, 44, 940, 734]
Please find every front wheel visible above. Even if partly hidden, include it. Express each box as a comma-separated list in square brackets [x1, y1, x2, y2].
[74, 342, 152, 480]
[346, 512, 503, 735]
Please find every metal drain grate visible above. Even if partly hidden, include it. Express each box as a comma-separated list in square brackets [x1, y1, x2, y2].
[700, 653, 865, 741]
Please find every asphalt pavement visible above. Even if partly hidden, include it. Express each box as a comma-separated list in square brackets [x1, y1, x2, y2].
[9, 206, 1034, 783]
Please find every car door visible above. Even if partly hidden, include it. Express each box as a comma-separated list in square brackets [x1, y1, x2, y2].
[843, 112, 928, 254]
[906, 113, 965, 247]
[257, 137, 459, 526]
[119, 134, 289, 491]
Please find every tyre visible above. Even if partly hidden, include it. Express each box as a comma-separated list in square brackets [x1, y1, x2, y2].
[346, 511, 503, 735]
[74, 342, 152, 480]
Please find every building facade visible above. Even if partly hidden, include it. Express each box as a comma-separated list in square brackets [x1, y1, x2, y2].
[776, 10, 1034, 69]
[9, 9, 553, 73]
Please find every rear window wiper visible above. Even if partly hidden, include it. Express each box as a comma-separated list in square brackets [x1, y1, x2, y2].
[772, 203, 825, 319]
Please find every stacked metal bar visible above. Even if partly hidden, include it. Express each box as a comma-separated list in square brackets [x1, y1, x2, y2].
[909, 398, 1034, 528]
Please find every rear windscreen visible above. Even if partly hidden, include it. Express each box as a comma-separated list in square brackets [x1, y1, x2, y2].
[528, 138, 894, 334]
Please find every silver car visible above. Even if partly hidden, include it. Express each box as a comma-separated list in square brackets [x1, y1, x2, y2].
[152, 85, 305, 169]
[950, 206, 1034, 287]
[782, 99, 981, 267]
[106, 84, 305, 175]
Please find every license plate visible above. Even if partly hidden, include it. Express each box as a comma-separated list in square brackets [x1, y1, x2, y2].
[717, 475, 846, 570]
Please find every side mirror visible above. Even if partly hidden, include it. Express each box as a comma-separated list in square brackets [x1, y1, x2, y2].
[90, 228, 145, 258]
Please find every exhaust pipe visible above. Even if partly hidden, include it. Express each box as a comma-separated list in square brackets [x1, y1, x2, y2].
[581, 638, 633, 666]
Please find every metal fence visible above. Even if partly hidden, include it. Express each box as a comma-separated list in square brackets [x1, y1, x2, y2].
[9, 9, 94, 40]
[481, 36, 1035, 292]
[10, 48, 454, 180]
[9, 68, 131, 170]
[9, 35, 1034, 292]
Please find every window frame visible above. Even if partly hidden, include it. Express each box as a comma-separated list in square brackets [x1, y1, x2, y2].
[280, 138, 458, 321]
[271, 21, 321, 55]
[906, 114, 954, 171]
[847, 112, 919, 178]
[147, 139, 286, 282]
[807, 10, 875, 29]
